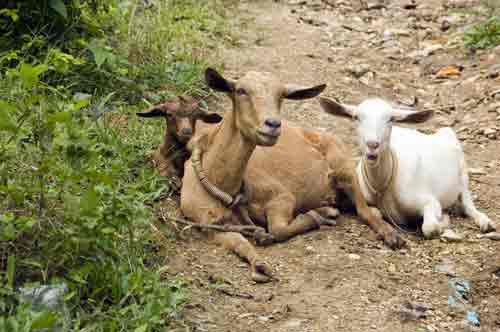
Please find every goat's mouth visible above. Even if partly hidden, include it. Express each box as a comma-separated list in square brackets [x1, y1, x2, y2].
[365, 152, 378, 163]
[256, 129, 281, 146]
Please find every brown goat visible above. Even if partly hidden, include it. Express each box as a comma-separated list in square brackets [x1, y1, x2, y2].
[180, 68, 405, 282]
[137, 96, 222, 189]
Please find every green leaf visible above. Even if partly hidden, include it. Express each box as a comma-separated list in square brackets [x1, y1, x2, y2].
[6, 256, 15, 290]
[0, 101, 17, 133]
[135, 324, 148, 332]
[31, 310, 58, 329]
[48, 111, 71, 124]
[80, 187, 99, 215]
[19, 63, 49, 89]
[49, 0, 68, 19]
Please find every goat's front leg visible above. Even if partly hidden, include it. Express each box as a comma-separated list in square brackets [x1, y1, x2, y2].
[350, 174, 406, 249]
[265, 198, 334, 243]
[421, 198, 444, 239]
[210, 231, 273, 283]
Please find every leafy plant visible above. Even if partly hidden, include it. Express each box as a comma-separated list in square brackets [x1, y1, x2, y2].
[0, 0, 232, 330]
[464, 15, 500, 50]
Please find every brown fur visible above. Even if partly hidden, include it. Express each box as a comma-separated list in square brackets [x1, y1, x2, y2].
[181, 69, 405, 282]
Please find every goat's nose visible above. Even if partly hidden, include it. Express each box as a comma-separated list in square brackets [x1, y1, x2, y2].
[180, 128, 193, 136]
[367, 141, 380, 150]
[264, 117, 281, 129]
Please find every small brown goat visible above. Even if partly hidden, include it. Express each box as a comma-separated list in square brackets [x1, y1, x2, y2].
[180, 68, 405, 282]
[137, 96, 222, 189]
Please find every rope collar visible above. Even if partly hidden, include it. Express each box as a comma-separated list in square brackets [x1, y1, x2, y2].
[191, 147, 254, 225]
[361, 148, 406, 229]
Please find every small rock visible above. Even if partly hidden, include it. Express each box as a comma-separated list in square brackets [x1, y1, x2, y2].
[347, 63, 371, 78]
[488, 102, 500, 113]
[441, 229, 463, 242]
[435, 260, 457, 276]
[403, 1, 417, 9]
[483, 128, 497, 139]
[409, 44, 444, 59]
[487, 64, 500, 79]
[305, 245, 315, 253]
[283, 319, 304, 328]
[468, 167, 486, 175]
[348, 253, 361, 260]
[441, 20, 451, 31]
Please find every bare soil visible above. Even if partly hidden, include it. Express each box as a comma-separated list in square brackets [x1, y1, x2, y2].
[161, 1, 500, 331]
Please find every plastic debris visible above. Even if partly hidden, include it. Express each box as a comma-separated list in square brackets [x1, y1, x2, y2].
[19, 283, 70, 331]
[447, 278, 480, 330]
[466, 310, 480, 326]
[19, 283, 68, 311]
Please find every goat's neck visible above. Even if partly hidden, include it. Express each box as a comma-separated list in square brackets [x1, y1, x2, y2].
[203, 111, 255, 196]
[160, 131, 185, 158]
[363, 146, 394, 195]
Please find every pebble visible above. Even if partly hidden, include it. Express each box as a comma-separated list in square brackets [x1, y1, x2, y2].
[441, 229, 463, 242]
[348, 253, 361, 260]
[468, 167, 486, 175]
[483, 128, 497, 139]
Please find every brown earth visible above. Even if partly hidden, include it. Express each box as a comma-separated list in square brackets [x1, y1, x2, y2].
[159, 1, 500, 331]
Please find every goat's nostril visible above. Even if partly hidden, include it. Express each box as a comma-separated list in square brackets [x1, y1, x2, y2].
[264, 118, 281, 129]
[181, 128, 193, 136]
[367, 141, 380, 149]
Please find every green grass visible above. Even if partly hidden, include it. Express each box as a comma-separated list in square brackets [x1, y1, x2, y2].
[462, 0, 500, 50]
[464, 15, 500, 50]
[0, 0, 232, 331]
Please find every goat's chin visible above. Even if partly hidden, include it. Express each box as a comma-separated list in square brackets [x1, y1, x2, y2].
[256, 132, 280, 146]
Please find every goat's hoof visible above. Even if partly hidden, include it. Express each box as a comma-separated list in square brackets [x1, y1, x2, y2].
[251, 261, 273, 283]
[478, 215, 497, 233]
[422, 222, 442, 239]
[254, 230, 275, 246]
[381, 230, 406, 249]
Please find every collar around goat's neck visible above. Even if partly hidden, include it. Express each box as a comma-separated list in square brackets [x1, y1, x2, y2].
[200, 111, 256, 197]
[361, 147, 397, 200]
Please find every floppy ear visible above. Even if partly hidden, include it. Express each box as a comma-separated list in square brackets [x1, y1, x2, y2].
[284, 84, 326, 100]
[205, 68, 235, 93]
[198, 112, 223, 124]
[319, 97, 356, 119]
[391, 109, 434, 123]
[136, 107, 166, 118]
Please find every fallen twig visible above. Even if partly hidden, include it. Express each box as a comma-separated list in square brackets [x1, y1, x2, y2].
[216, 287, 254, 299]
[158, 208, 266, 238]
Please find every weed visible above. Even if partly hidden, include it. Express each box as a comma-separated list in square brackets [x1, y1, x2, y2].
[0, 0, 231, 330]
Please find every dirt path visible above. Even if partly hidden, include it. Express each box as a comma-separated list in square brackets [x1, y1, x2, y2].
[165, 1, 500, 331]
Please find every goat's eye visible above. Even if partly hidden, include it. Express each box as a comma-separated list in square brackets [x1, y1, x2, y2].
[353, 114, 359, 121]
[236, 88, 248, 96]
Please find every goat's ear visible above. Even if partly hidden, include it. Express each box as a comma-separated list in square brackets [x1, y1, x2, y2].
[136, 107, 166, 118]
[319, 97, 356, 119]
[284, 84, 326, 100]
[199, 112, 223, 124]
[205, 68, 235, 93]
[391, 109, 434, 123]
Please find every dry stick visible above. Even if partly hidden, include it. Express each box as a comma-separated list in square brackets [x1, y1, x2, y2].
[158, 208, 265, 238]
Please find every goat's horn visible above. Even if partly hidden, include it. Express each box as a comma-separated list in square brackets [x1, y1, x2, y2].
[191, 147, 234, 207]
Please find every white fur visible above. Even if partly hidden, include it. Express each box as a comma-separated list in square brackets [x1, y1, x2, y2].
[322, 98, 496, 238]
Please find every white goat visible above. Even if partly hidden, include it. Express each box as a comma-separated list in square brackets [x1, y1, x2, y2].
[320, 97, 496, 238]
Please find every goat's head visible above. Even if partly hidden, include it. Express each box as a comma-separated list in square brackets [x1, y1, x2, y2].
[320, 97, 433, 164]
[205, 68, 326, 146]
[137, 96, 222, 144]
